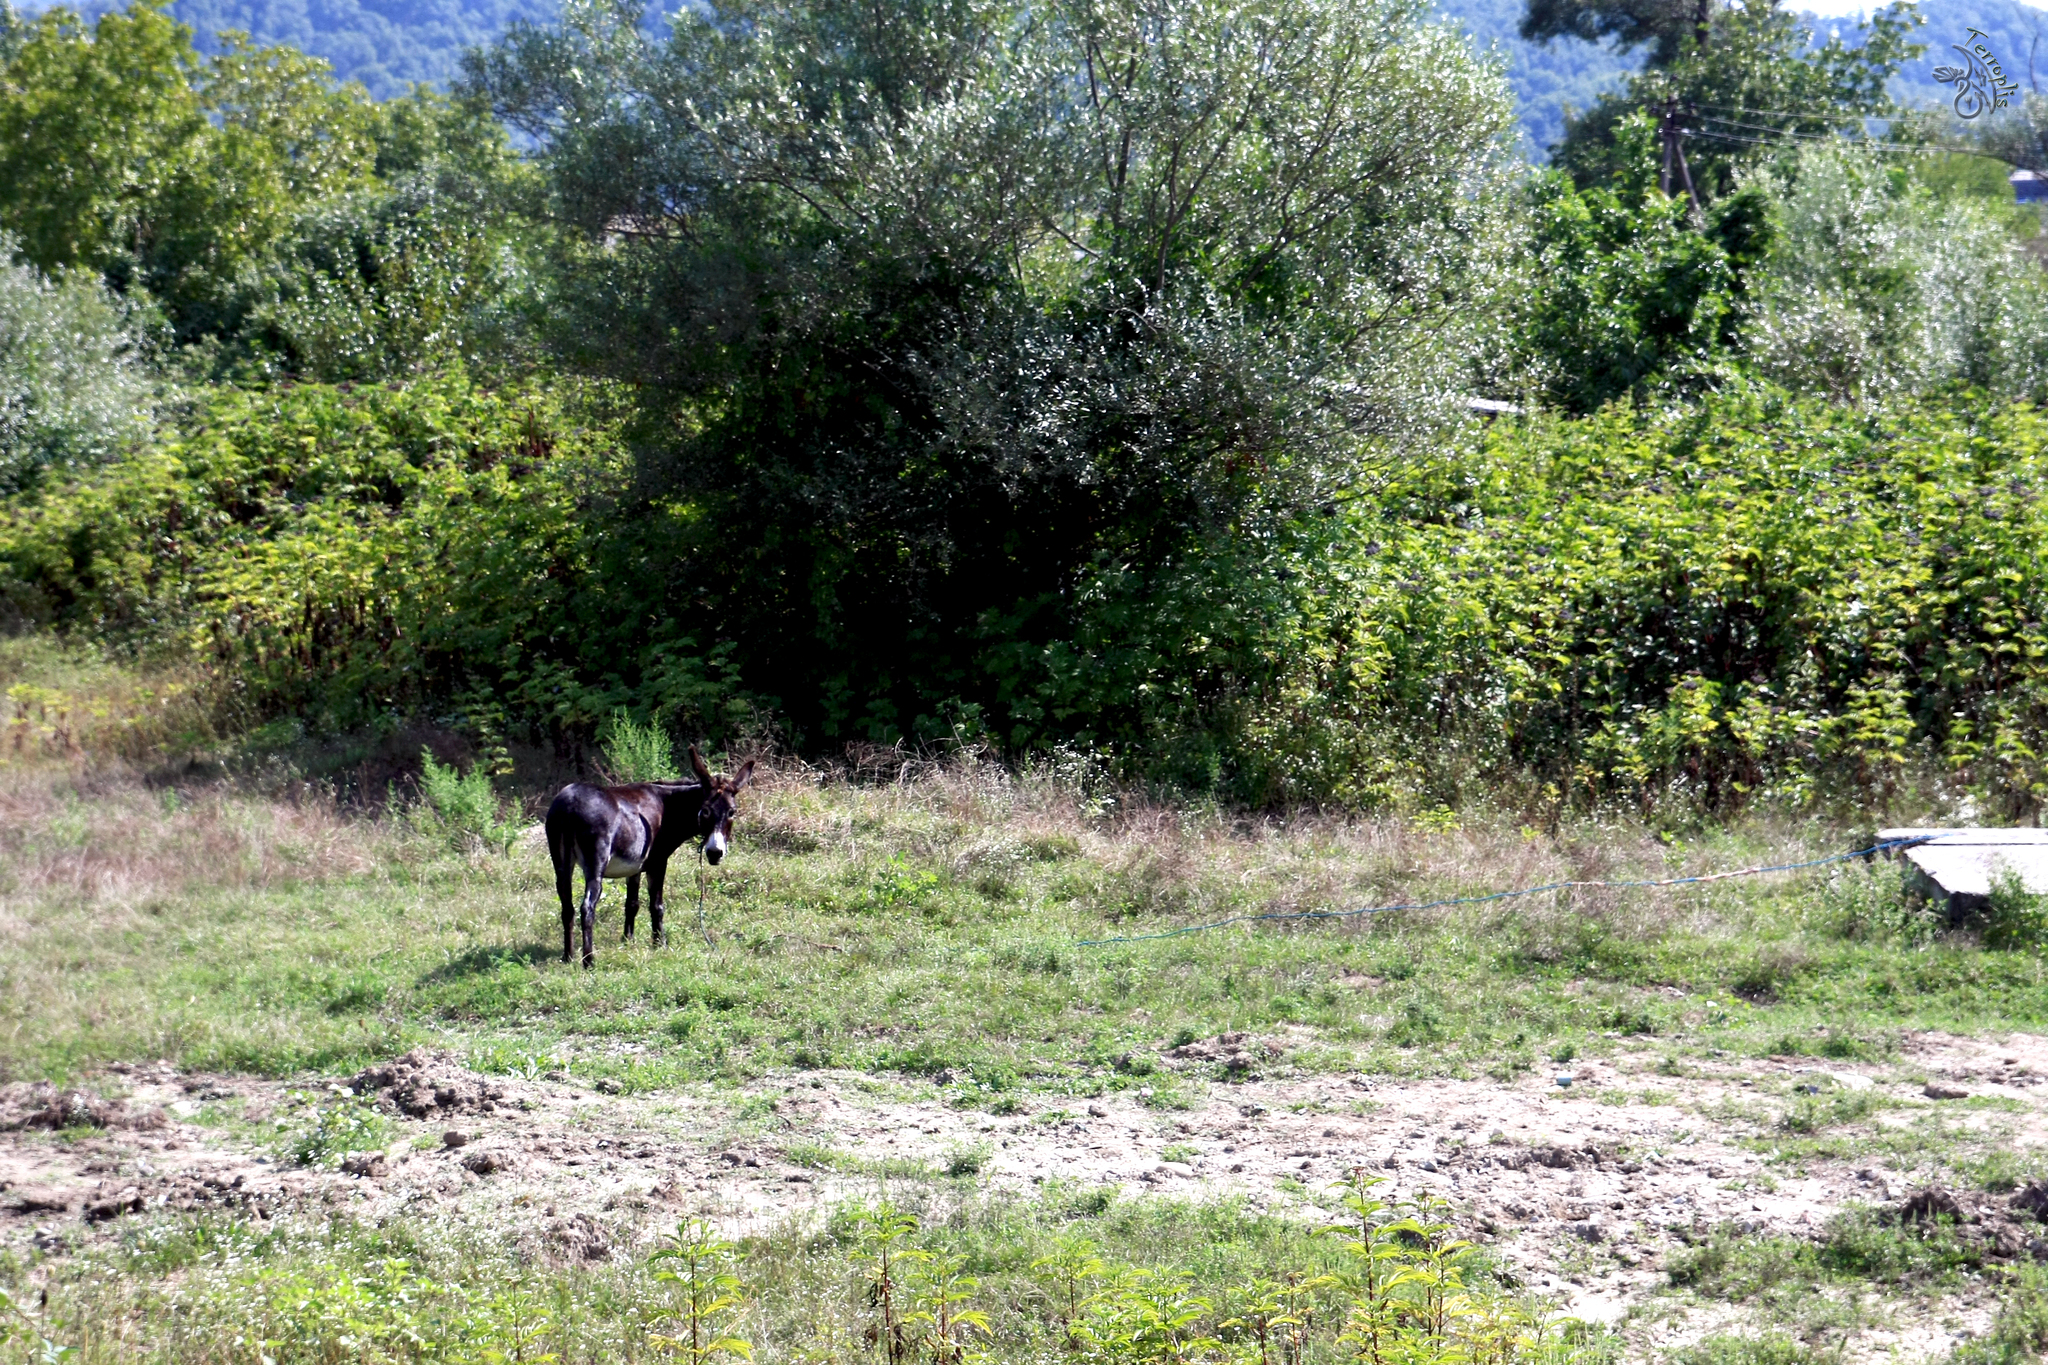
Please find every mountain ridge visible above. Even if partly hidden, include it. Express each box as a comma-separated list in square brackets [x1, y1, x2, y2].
[14, 0, 2040, 154]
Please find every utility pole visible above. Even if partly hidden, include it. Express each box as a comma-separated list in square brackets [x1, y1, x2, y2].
[1659, 96, 1703, 217]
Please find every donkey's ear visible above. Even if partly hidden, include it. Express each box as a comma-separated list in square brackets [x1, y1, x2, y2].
[732, 759, 755, 792]
[689, 744, 713, 784]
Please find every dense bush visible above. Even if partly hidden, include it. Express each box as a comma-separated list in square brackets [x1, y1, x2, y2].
[6, 372, 2045, 815]
[0, 370, 752, 737]
[1247, 389, 2048, 813]
[3, 0, 2046, 822]
[468, 0, 1520, 751]
[0, 239, 155, 490]
[1747, 146, 2048, 403]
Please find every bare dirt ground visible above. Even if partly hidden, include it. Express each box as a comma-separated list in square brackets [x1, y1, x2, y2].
[6, 1031, 2048, 1358]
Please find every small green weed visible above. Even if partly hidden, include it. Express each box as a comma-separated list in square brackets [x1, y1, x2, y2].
[1160, 1143, 1200, 1164]
[1956, 1262, 2048, 1364]
[734, 1094, 779, 1121]
[784, 1140, 841, 1170]
[944, 1145, 991, 1177]
[1139, 1080, 1198, 1112]
[1778, 1088, 1882, 1134]
[273, 1090, 390, 1167]
[648, 1219, 753, 1364]
[1672, 1333, 1814, 1365]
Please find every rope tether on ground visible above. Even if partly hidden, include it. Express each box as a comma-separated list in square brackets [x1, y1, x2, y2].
[1074, 833, 1953, 948]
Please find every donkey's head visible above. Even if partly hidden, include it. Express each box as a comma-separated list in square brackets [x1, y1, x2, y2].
[689, 745, 754, 865]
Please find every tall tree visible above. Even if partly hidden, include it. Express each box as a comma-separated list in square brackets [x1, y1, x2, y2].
[1520, 0, 1711, 67]
[468, 0, 1519, 753]
[1546, 1, 1922, 194]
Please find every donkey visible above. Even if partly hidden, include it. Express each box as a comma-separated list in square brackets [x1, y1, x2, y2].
[544, 746, 754, 968]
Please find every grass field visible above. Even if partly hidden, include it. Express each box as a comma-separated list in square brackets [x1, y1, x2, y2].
[8, 647, 2048, 1362]
[2, 743, 2036, 1097]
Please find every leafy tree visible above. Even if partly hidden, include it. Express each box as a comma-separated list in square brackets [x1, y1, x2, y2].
[147, 32, 382, 338]
[1520, 0, 1708, 67]
[1, 3, 538, 365]
[0, 1, 209, 285]
[1942, 93, 2048, 175]
[467, 0, 1517, 763]
[1746, 144, 2048, 402]
[254, 169, 540, 381]
[251, 90, 543, 381]
[0, 1, 384, 340]
[1513, 114, 1757, 412]
[1544, 1, 1922, 195]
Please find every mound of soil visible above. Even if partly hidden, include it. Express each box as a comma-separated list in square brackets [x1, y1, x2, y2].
[1167, 1032, 1284, 1075]
[1889, 1186, 2048, 1263]
[0, 1083, 165, 1132]
[349, 1051, 510, 1119]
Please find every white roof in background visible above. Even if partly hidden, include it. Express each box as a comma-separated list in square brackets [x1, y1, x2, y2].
[2015, 170, 2046, 181]
[1879, 828, 2048, 897]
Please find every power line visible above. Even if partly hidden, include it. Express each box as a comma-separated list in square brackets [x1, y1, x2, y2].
[1681, 109, 2027, 165]
[1691, 100, 1890, 123]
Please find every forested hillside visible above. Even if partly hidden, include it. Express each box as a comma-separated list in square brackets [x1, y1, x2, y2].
[38, 0, 2035, 156]
[13, 0, 558, 95]
[18, 0, 1643, 149]
[1438, 0, 1638, 153]
[1900, 0, 2046, 109]
[22, 0, 2048, 153]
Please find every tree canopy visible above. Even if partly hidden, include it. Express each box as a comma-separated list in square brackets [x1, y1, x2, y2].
[466, 0, 1518, 749]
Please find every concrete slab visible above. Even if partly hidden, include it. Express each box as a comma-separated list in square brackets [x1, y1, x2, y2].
[1877, 828, 2048, 903]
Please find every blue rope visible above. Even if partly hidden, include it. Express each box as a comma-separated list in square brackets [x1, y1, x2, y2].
[1075, 834, 1944, 947]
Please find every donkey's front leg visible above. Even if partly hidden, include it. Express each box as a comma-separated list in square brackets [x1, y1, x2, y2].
[646, 862, 668, 948]
[623, 874, 641, 942]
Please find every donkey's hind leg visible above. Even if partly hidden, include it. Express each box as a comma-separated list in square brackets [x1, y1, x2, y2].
[579, 843, 609, 969]
[555, 846, 577, 965]
[623, 874, 641, 942]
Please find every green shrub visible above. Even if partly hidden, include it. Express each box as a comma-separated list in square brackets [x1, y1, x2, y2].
[601, 708, 681, 782]
[1984, 867, 2048, 952]
[943, 1145, 991, 1177]
[9, 375, 2048, 814]
[1955, 1261, 2048, 1365]
[414, 747, 522, 852]
[0, 238, 154, 492]
[0, 371, 751, 735]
